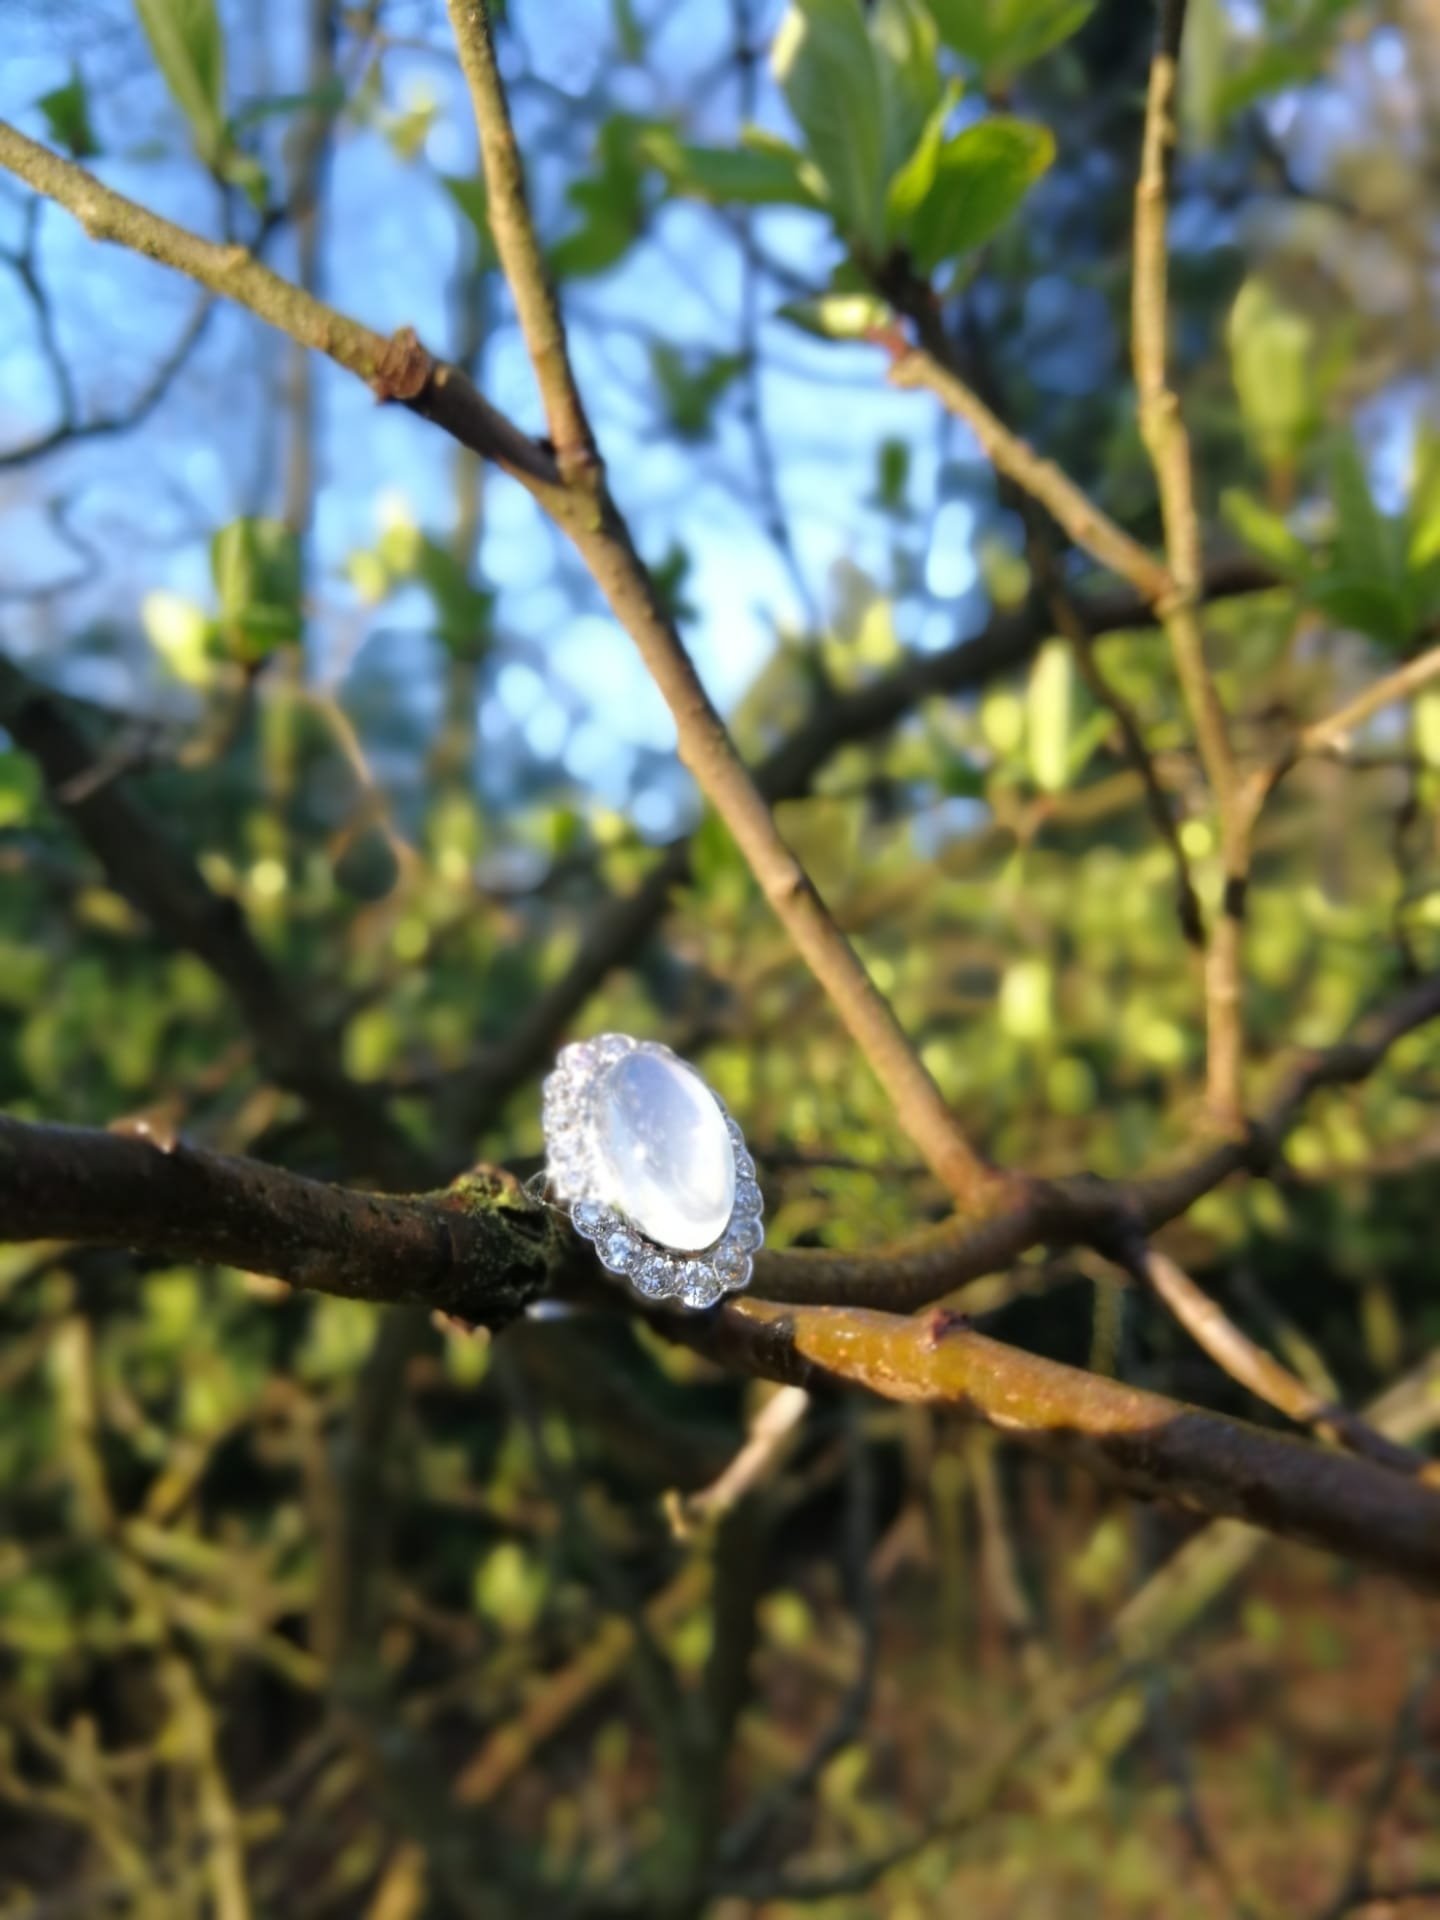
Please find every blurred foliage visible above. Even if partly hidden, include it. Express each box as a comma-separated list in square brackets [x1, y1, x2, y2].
[3, 0, 1440, 1916]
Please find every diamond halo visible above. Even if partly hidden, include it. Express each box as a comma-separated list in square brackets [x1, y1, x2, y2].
[542, 1034, 763, 1310]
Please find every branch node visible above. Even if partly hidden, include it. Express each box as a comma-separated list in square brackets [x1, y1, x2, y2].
[370, 325, 432, 403]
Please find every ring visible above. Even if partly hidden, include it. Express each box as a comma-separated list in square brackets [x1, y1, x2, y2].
[541, 1034, 763, 1309]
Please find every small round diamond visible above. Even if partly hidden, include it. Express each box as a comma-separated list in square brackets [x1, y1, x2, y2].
[732, 1147, 755, 1180]
[713, 1246, 753, 1290]
[734, 1179, 763, 1217]
[633, 1253, 680, 1299]
[679, 1265, 725, 1309]
[727, 1215, 764, 1253]
[572, 1199, 605, 1236]
[601, 1230, 638, 1274]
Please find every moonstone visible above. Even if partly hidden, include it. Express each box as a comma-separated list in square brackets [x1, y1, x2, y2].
[593, 1049, 735, 1252]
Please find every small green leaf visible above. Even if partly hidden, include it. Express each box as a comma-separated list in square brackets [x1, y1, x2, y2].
[439, 173, 497, 267]
[930, 0, 1094, 74]
[774, 0, 887, 254]
[778, 292, 890, 340]
[907, 117, 1053, 272]
[1226, 278, 1316, 469]
[1407, 428, 1440, 575]
[611, 0, 644, 60]
[1306, 574, 1411, 650]
[1220, 488, 1309, 575]
[550, 113, 650, 279]
[650, 345, 748, 442]
[886, 80, 962, 235]
[37, 68, 98, 159]
[1330, 436, 1405, 593]
[640, 128, 822, 208]
[229, 78, 346, 130]
[1027, 638, 1073, 795]
[211, 517, 302, 661]
[133, 0, 227, 166]
[871, 0, 941, 182]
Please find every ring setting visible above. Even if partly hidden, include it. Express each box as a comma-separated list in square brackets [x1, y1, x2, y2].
[541, 1034, 763, 1309]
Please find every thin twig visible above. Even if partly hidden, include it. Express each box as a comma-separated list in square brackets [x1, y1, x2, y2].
[669, 1383, 811, 1537]
[442, 0, 595, 476]
[1132, 0, 1248, 1129]
[1133, 1249, 1435, 1481]
[1035, 542, 1205, 948]
[887, 344, 1173, 605]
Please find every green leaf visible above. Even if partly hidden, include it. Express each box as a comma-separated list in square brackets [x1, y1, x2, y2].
[37, 69, 98, 159]
[439, 173, 497, 267]
[1407, 428, 1440, 575]
[229, 78, 346, 130]
[778, 292, 890, 340]
[211, 517, 302, 660]
[930, 0, 1095, 74]
[907, 117, 1054, 273]
[1220, 488, 1310, 575]
[886, 80, 961, 235]
[650, 345, 748, 442]
[1179, 0, 1228, 145]
[639, 128, 822, 208]
[550, 113, 650, 279]
[1027, 638, 1073, 795]
[1226, 277, 1316, 469]
[611, 0, 644, 60]
[1305, 574, 1411, 650]
[774, 0, 887, 254]
[871, 0, 941, 182]
[132, 0, 227, 166]
[1330, 436, 1403, 589]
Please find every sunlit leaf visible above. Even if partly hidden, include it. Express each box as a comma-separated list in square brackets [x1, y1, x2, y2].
[908, 117, 1054, 272]
[211, 517, 302, 660]
[1226, 277, 1317, 469]
[640, 127, 823, 208]
[133, 0, 227, 165]
[774, 0, 887, 253]
[1220, 488, 1310, 575]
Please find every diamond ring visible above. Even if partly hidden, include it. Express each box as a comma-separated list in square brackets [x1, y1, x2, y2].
[541, 1034, 763, 1310]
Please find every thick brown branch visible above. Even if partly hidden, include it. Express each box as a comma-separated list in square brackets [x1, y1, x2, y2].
[0, 1114, 555, 1327]
[692, 1297, 1440, 1588]
[6, 1110, 1440, 1585]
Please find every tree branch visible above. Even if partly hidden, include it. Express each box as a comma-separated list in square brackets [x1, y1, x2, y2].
[1134, 1248, 1433, 1480]
[0, 121, 561, 493]
[433, 3, 1007, 1216]
[0, 1114, 555, 1327]
[887, 341, 1174, 605]
[689, 1296, 1440, 1588]
[1132, 0, 1248, 1129]
[5, 1103, 1440, 1586]
[442, 0, 596, 476]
